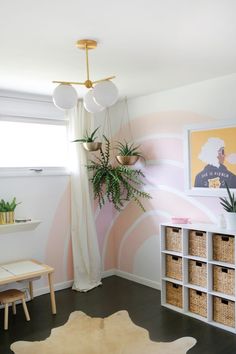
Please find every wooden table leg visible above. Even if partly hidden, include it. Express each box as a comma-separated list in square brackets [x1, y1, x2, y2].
[4, 303, 9, 330]
[29, 281, 34, 300]
[48, 272, 57, 314]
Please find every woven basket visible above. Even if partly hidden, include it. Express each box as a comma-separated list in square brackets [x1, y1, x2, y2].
[166, 255, 182, 281]
[189, 289, 207, 317]
[166, 282, 183, 308]
[189, 230, 206, 258]
[213, 296, 235, 328]
[189, 260, 207, 288]
[213, 234, 235, 264]
[213, 265, 235, 296]
[165, 227, 182, 252]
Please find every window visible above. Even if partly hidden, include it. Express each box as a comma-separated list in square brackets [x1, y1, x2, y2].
[0, 118, 69, 176]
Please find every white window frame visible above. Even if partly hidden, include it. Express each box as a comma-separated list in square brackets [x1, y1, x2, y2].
[0, 115, 70, 177]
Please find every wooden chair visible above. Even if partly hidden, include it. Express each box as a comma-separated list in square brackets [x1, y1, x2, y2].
[0, 289, 30, 330]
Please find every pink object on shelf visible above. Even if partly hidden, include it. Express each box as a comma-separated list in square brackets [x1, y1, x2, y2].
[171, 217, 191, 224]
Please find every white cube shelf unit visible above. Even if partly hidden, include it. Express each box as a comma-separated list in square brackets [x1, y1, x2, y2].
[160, 222, 236, 333]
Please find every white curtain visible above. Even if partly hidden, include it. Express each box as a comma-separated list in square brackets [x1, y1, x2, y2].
[67, 101, 102, 292]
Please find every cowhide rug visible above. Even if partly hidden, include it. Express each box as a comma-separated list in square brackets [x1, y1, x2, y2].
[11, 310, 196, 354]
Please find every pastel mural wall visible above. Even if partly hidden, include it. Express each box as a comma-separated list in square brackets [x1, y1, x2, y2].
[96, 73, 236, 288]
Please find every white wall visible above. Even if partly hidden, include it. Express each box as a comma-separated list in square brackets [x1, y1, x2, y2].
[128, 73, 236, 120]
[0, 91, 72, 296]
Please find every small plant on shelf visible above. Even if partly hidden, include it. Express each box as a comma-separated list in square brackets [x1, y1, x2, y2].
[219, 183, 236, 212]
[0, 197, 21, 212]
[86, 136, 151, 211]
[219, 182, 236, 229]
[116, 140, 145, 165]
[0, 197, 21, 225]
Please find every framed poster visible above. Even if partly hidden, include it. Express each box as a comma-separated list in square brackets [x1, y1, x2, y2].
[184, 120, 236, 196]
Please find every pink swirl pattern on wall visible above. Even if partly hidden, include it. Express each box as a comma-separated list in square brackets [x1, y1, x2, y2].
[96, 111, 220, 275]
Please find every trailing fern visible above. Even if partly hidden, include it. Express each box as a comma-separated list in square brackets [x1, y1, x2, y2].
[86, 136, 151, 211]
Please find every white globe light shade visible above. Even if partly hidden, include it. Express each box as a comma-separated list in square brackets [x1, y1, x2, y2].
[93, 81, 118, 107]
[83, 89, 104, 113]
[53, 84, 78, 110]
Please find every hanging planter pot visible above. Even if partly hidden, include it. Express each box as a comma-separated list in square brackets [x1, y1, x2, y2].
[83, 142, 102, 152]
[115, 141, 145, 166]
[72, 127, 102, 152]
[116, 155, 139, 166]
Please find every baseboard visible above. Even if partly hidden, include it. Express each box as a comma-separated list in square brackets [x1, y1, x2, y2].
[114, 270, 161, 290]
[25, 271, 159, 300]
[34, 280, 73, 297]
[0, 272, 159, 310]
[102, 268, 160, 290]
[102, 269, 116, 278]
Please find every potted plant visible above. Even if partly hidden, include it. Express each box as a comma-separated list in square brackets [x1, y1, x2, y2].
[86, 136, 151, 211]
[116, 141, 145, 165]
[72, 127, 102, 151]
[219, 183, 236, 229]
[0, 197, 21, 225]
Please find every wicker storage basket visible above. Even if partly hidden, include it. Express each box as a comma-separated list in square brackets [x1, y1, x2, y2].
[213, 234, 235, 264]
[165, 227, 182, 252]
[189, 260, 207, 288]
[166, 282, 183, 308]
[166, 255, 182, 281]
[189, 289, 207, 317]
[213, 296, 235, 328]
[189, 230, 206, 258]
[213, 265, 235, 296]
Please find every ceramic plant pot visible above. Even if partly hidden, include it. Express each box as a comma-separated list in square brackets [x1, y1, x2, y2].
[116, 155, 139, 166]
[225, 212, 236, 230]
[83, 142, 102, 152]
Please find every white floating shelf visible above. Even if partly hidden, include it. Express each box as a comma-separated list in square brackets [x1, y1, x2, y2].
[0, 220, 41, 234]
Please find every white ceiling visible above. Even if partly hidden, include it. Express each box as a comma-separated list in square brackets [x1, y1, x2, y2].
[1, 0, 236, 99]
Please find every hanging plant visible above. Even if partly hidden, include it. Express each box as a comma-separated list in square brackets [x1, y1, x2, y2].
[116, 140, 145, 166]
[86, 136, 151, 211]
[72, 127, 102, 151]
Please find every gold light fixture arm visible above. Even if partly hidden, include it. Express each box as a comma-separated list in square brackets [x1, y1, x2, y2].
[52, 80, 85, 85]
[52, 39, 116, 89]
[93, 76, 116, 84]
[85, 43, 90, 82]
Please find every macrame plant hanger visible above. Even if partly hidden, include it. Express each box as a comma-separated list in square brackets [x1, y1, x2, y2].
[119, 97, 134, 143]
[116, 97, 140, 166]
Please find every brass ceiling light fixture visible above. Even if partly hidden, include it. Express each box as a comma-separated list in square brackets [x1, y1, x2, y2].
[52, 39, 119, 113]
